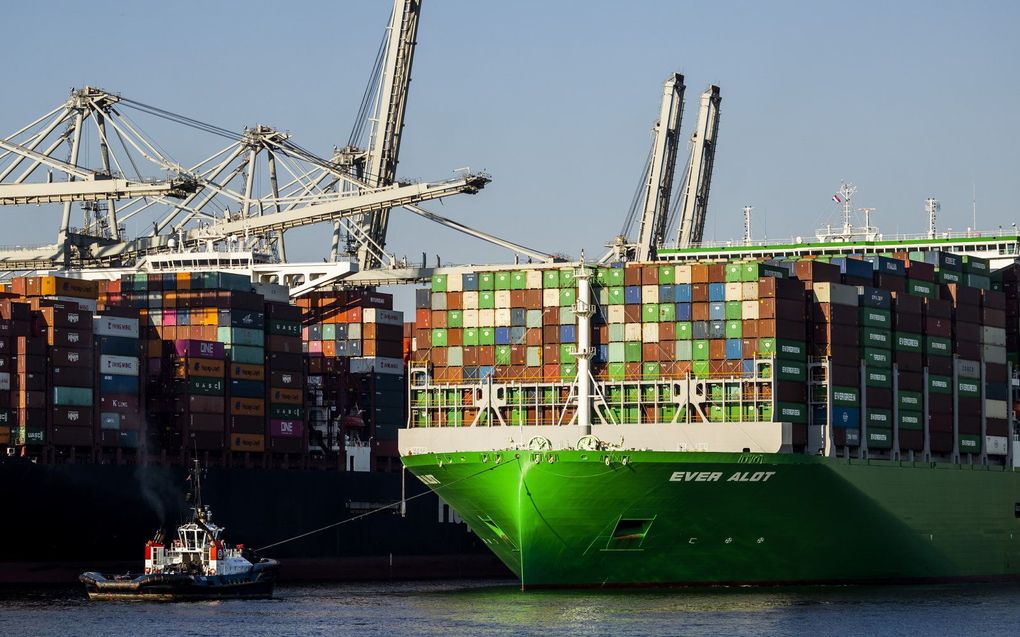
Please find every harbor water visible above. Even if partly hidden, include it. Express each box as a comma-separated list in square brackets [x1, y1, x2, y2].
[3, 580, 1020, 636]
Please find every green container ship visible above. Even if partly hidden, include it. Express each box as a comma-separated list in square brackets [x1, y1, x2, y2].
[399, 237, 1020, 588]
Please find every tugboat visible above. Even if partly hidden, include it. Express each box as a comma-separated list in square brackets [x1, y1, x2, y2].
[80, 460, 279, 601]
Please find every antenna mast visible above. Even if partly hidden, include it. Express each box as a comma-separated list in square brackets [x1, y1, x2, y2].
[926, 197, 940, 239]
[742, 205, 753, 245]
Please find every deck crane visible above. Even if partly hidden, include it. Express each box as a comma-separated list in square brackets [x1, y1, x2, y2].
[333, 0, 421, 269]
[601, 73, 685, 263]
[635, 73, 685, 262]
[675, 85, 721, 248]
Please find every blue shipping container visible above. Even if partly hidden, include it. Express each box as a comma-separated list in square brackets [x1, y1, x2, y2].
[560, 325, 577, 343]
[725, 339, 742, 360]
[495, 327, 511, 345]
[831, 406, 861, 428]
[99, 374, 139, 394]
[708, 283, 726, 302]
[709, 302, 726, 320]
[675, 303, 692, 321]
[674, 284, 692, 303]
[624, 286, 641, 304]
[658, 284, 675, 303]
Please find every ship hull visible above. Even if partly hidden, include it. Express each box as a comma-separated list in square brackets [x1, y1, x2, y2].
[401, 450, 1020, 588]
[80, 560, 279, 601]
[0, 457, 503, 584]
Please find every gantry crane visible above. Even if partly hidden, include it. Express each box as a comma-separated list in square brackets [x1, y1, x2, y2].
[635, 73, 685, 261]
[675, 85, 721, 248]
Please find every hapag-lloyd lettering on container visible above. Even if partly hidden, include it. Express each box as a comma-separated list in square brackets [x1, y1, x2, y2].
[670, 471, 776, 483]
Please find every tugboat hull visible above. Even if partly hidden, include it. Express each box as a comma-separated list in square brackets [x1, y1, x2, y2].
[80, 560, 279, 601]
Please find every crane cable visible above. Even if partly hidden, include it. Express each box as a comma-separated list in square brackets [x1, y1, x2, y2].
[254, 460, 515, 553]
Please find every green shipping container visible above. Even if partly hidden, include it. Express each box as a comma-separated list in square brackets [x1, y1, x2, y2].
[861, 329, 891, 349]
[478, 291, 495, 309]
[478, 272, 495, 290]
[897, 390, 923, 411]
[725, 320, 742, 339]
[867, 409, 893, 429]
[725, 263, 743, 283]
[642, 304, 659, 322]
[959, 434, 982, 453]
[659, 304, 676, 322]
[511, 271, 528, 290]
[605, 268, 625, 286]
[863, 347, 891, 368]
[560, 269, 575, 289]
[868, 428, 893, 449]
[463, 328, 478, 346]
[608, 363, 627, 380]
[898, 410, 923, 430]
[894, 332, 922, 353]
[229, 345, 264, 365]
[559, 344, 576, 364]
[692, 361, 710, 378]
[560, 289, 576, 306]
[925, 336, 952, 357]
[543, 270, 560, 288]
[479, 328, 495, 346]
[431, 274, 447, 292]
[675, 341, 693, 361]
[495, 272, 512, 290]
[907, 280, 936, 299]
[692, 340, 710, 361]
[937, 270, 962, 285]
[957, 379, 980, 397]
[431, 328, 448, 347]
[447, 310, 463, 328]
[775, 360, 807, 382]
[53, 386, 93, 406]
[676, 322, 692, 340]
[495, 346, 511, 365]
[642, 362, 660, 379]
[928, 375, 952, 395]
[659, 265, 676, 284]
[832, 386, 860, 406]
[725, 301, 742, 320]
[625, 342, 642, 362]
[865, 369, 892, 388]
[775, 402, 808, 424]
[859, 308, 891, 328]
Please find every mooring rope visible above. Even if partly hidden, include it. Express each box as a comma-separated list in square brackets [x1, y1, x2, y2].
[255, 460, 514, 552]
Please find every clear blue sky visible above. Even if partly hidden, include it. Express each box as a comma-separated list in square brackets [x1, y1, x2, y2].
[4, 0, 1019, 268]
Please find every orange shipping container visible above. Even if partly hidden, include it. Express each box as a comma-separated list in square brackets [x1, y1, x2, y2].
[270, 388, 302, 405]
[231, 363, 265, 381]
[230, 398, 266, 417]
[39, 276, 99, 299]
[229, 433, 265, 452]
[177, 357, 226, 379]
[322, 340, 337, 357]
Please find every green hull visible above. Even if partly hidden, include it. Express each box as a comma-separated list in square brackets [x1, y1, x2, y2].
[402, 450, 1020, 587]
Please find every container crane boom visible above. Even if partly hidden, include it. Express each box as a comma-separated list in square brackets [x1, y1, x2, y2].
[675, 85, 721, 249]
[635, 73, 685, 262]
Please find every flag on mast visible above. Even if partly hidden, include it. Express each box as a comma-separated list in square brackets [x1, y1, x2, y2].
[832, 193, 842, 204]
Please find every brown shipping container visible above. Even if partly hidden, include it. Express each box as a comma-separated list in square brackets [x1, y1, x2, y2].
[929, 431, 953, 453]
[270, 437, 305, 454]
[181, 413, 225, 432]
[266, 335, 301, 353]
[269, 370, 303, 388]
[874, 273, 906, 293]
[17, 336, 46, 356]
[19, 408, 46, 427]
[924, 298, 952, 319]
[928, 393, 952, 414]
[926, 355, 952, 376]
[758, 276, 804, 300]
[18, 391, 46, 409]
[51, 426, 94, 446]
[228, 415, 264, 434]
[987, 418, 1009, 437]
[51, 346, 94, 368]
[895, 351, 923, 371]
[53, 406, 93, 427]
[899, 429, 924, 451]
[982, 289, 1006, 310]
[866, 387, 892, 409]
[758, 298, 806, 321]
[894, 311, 923, 333]
[53, 366, 94, 387]
[182, 394, 224, 414]
[267, 352, 303, 371]
[904, 259, 935, 282]
[942, 283, 981, 306]
[897, 370, 923, 392]
[47, 329, 89, 348]
[812, 303, 857, 325]
[925, 317, 952, 337]
[955, 304, 981, 324]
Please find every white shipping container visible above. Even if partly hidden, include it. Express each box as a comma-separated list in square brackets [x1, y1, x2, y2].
[981, 326, 1006, 346]
[675, 265, 692, 284]
[984, 399, 1009, 420]
[641, 285, 659, 303]
[741, 300, 759, 319]
[447, 346, 463, 367]
[494, 309, 512, 326]
[543, 289, 559, 306]
[642, 323, 659, 343]
[494, 290, 511, 309]
[461, 291, 479, 309]
[982, 344, 1007, 364]
[525, 309, 542, 328]
[432, 292, 447, 310]
[986, 435, 1008, 456]
[526, 270, 543, 288]
[446, 273, 463, 292]
[251, 282, 289, 304]
[463, 309, 479, 328]
[624, 323, 642, 341]
[349, 357, 405, 375]
[347, 323, 362, 340]
[957, 359, 981, 378]
[0, 372, 9, 391]
[607, 305, 626, 324]
[363, 308, 403, 325]
[99, 355, 140, 376]
[812, 282, 859, 306]
[724, 283, 743, 301]
[478, 309, 495, 326]
[741, 282, 758, 299]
